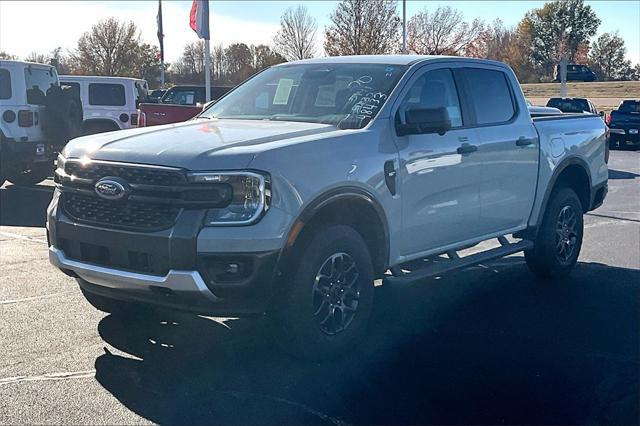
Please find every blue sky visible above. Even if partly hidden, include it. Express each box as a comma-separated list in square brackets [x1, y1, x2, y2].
[1, 1, 638, 64]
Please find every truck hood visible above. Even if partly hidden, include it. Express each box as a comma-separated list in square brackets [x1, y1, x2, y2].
[63, 119, 338, 170]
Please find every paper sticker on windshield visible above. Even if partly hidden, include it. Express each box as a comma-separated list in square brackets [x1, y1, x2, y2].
[273, 78, 294, 105]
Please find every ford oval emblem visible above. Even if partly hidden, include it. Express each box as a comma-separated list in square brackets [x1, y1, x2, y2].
[94, 177, 128, 201]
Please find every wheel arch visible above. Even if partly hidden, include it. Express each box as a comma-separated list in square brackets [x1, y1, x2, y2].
[278, 187, 390, 278]
[540, 157, 592, 223]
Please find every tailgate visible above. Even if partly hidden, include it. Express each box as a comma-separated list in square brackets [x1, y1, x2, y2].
[139, 103, 203, 127]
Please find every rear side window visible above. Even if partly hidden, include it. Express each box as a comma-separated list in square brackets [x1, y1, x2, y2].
[24, 66, 58, 105]
[464, 68, 515, 125]
[0, 69, 10, 99]
[89, 83, 125, 106]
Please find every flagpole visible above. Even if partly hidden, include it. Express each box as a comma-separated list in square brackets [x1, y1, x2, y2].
[204, 38, 211, 102]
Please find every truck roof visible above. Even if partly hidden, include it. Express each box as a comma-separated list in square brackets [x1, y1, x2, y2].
[278, 55, 510, 68]
[0, 60, 55, 69]
[59, 75, 146, 83]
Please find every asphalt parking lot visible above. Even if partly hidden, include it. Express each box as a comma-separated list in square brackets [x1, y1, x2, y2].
[1, 150, 638, 425]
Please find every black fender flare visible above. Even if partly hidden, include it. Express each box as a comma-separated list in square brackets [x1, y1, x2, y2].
[277, 186, 391, 274]
[535, 156, 592, 230]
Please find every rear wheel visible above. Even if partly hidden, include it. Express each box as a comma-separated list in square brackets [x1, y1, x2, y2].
[525, 187, 584, 279]
[270, 225, 375, 360]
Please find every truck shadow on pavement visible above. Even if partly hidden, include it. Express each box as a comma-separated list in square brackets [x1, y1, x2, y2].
[94, 257, 639, 425]
[608, 169, 640, 180]
[0, 183, 54, 227]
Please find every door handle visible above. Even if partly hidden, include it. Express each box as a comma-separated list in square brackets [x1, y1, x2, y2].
[457, 144, 478, 154]
[516, 136, 535, 147]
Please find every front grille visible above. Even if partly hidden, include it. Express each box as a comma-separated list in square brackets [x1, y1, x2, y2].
[65, 162, 186, 186]
[63, 193, 180, 231]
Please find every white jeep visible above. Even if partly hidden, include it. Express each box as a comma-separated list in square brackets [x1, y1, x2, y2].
[0, 60, 82, 186]
[59, 76, 148, 135]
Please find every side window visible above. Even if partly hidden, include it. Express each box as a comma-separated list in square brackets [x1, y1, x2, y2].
[397, 68, 463, 128]
[61, 81, 80, 94]
[0, 69, 11, 100]
[464, 68, 515, 125]
[89, 83, 126, 106]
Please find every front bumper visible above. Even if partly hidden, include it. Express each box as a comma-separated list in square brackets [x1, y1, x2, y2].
[47, 189, 289, 316]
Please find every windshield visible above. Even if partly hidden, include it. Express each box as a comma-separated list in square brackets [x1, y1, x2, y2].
[201, 63, 408, 129]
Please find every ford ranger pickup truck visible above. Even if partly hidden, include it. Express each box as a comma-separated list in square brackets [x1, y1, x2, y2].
[48, 56, 608, 359]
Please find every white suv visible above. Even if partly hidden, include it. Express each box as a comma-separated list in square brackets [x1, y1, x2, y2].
[1, 60, 82, 186]
[59, 76, 148, 135]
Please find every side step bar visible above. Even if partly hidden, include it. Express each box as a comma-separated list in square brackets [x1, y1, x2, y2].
[384, 239, 534, 287]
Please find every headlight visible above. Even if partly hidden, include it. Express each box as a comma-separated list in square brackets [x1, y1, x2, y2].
[56, 153, 66, 171]
[188, 171, 271, 226]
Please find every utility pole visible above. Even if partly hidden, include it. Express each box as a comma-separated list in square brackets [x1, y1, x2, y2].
[402, 0, 407, 54]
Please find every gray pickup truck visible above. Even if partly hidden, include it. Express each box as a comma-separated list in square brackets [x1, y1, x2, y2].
[48, 56, 608, 358]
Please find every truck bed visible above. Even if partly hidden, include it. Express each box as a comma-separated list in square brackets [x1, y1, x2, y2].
[138, 103, 203, 127]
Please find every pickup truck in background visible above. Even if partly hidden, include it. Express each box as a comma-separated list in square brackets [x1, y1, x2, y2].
[49, 56, 608, 359]
[607, 99, 640, 149]
[137, 84, 232, 127]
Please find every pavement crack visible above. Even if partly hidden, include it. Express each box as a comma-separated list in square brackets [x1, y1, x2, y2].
[586, 213, 640, 223]
[0, 291, 76, 305]
[0, 369, 96, 386]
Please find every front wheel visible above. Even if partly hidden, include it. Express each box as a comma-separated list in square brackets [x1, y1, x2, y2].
[525, 187, 584, 279]
[270, 225, 375, 360]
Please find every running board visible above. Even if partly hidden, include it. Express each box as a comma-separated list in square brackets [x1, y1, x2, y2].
[384, 239, 533, 287]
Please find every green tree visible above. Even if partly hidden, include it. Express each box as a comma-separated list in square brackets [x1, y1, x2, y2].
[521, 0, 600, 77]
[324, 0, 401, 56]
[589, 32, 631, 81]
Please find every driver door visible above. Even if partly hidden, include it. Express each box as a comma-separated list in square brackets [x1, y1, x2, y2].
[392, 66, 482, 257]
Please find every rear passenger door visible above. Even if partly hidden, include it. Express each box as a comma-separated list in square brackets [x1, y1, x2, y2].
[462, 67, 538, 236]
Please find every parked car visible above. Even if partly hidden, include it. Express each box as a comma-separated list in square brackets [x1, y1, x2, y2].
[49, 56, 608, 359]
[137, 85, 232, 127]
[607, 99, 640, 149]
[1, 60, 82, 186]
[554, 64, 597, 82]
[147, 89, 166, 103]
[59, 75, 148, 135]
[546, 97, 600, 115]
[528, 105, 563, 117]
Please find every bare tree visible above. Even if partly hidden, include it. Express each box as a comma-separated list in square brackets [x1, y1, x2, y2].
[25, 52, 47, 64]
[466, 19, 514, 60]
[407, 6, 484, 56]
[274, 5, 317, 61]
[212, 43, 225, 81]
[324, 0, 401, 56]
[70, 18, 144, 76]
[0, 52, 18, 60]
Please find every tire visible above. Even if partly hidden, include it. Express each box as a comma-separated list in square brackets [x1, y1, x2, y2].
[83, 122, 119, 136]
[6, 163, 51, 186]
[525, 187, 584, 279]
[42, 85, 83, 146]
[269, 225, 375, 360]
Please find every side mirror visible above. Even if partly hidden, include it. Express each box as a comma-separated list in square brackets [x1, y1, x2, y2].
[397, 107, 452, 136]
[599, 111, 605, 117]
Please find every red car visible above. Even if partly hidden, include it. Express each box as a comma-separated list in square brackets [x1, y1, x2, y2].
[138, 85, 232, 127]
